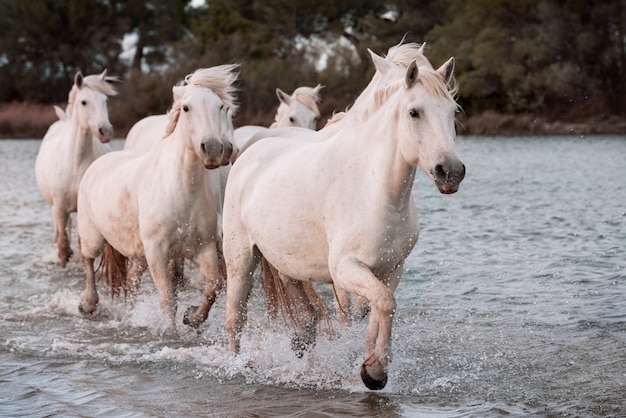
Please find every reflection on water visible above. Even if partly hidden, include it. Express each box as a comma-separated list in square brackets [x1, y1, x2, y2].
[0, 137, 625, 417]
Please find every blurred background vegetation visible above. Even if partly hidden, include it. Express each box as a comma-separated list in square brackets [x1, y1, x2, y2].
[0, 0, 625, 137]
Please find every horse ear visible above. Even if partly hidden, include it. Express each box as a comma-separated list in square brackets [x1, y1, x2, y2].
[405, 61, 419, 88]
[74, 72, 84, 88]
[367, 48, 391, 73]
[314, 84, 324, 94]
[53, 105, 68, 121]
[276, 88, 291, 105]
[437, 57, 455, 84]
[368, 48, 393, 74]
[99, 69, 108, 80]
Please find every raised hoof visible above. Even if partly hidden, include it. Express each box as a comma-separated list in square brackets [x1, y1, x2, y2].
[291, 335, 315, 359]
[360, 361, 388, 390]
[183, 305, 202, 328]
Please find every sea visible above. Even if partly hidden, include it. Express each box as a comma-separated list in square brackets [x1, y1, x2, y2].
[0, 136, 624, 417]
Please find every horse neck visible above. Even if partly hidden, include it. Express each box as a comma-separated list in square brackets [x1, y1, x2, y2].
[333, 109, 417, 208]
[163, 128, 208, 188]
[66, 112, 98, 166]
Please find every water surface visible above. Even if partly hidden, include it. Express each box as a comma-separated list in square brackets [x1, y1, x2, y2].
[1, 136, 624, 417]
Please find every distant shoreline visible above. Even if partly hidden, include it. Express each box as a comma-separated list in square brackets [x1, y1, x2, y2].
[458, 110, 626, 136]
[1, 102, 625, 139]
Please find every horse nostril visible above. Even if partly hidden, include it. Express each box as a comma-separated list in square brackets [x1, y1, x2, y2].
[434, 164, 448, 181]
[200, 143, 207, 154]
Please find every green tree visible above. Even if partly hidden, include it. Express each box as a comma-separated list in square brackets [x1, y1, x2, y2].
[0, 0, 125, 102]
[118, 0, 192, 77]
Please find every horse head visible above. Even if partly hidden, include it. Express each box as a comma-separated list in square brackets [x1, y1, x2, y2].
[271, 85, 322, 129]
[169, 65, 239, 169]
[396, 58, 465, 194]
[68, 69, 118, 143]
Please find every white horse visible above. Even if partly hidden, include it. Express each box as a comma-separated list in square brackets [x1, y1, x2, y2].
[232, 84, 323, 151]
[255, 43, 436, 326]
[222, 48, 464, 390]
[77, 65, 239, 334]
[35, 70, 119, 267]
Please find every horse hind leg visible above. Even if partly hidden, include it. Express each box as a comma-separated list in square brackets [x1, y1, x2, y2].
[168, 258, 185, 295]
[79, 256, 99, 315]
[277, 275, 320, 358]
[126, 258, 147, 308]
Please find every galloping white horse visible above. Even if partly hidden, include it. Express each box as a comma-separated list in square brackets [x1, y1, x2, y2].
[77, 65, 239, 334]
[35, 70, 119, 267]
[222, 47, 465, 390]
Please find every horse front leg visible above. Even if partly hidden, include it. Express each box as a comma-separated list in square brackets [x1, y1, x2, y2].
[183, 243, 223, 328]
[52, 205, 72, 267]
[332, 257, 402, 390]
[145, 249, 177, 337]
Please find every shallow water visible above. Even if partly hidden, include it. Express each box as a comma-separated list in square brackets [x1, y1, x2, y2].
[1, 136, 625, 417]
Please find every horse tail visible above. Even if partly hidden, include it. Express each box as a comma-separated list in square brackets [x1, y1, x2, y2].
[96, 242, 129, 299]
[259, 256, 331, 331]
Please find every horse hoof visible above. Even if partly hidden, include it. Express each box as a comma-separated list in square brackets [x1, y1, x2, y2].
[360, 361, 388, 390]
[291, 335, 315, 358]
[183, 305, 201, 328]
[78, 303, 94, 316]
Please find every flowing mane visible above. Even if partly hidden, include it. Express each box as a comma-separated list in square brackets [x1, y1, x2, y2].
[165, 64, 240, 137]
[66, 71, 119, 117]
[353, 59, 459, 123]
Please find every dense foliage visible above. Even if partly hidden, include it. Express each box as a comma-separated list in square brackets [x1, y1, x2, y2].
[1, 0, 624, 128]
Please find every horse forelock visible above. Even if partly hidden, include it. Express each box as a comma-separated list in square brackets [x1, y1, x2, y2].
[162, 65, 240, 137]
[66, 73, 118, 117]
[385, 42, 432, 69]
[184, 64, 240, 114]
[291, 86, 322, 117]
[357, 65, 458, 121]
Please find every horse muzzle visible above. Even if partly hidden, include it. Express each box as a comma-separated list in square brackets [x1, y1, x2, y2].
[97, 125, 113, 143]
[200, 139, 227, 169]
[431, 156, 465, 194]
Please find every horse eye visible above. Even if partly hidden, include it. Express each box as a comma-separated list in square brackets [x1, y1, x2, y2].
[289, 117, 295, 123]
[409, 109, 420, 118]
[182, 105, 189, 112]
[81, 100, 87, 106]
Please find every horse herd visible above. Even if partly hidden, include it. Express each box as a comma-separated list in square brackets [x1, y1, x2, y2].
[33, 42, 465, 390]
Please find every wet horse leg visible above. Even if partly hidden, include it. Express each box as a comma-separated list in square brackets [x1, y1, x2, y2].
[52, 205, 72, 267]
[168, 258, 185, 294]
[145, 248, 177, 336]
[332, 257, 403, 390]
[79, 256, 99, 314]
[126, 258, 147, 308]
[280, 275, 319, 358]
[225, 245, 260, 354]
[183, 242, 223, 327]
